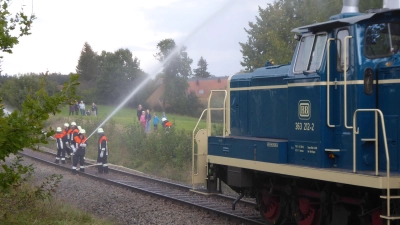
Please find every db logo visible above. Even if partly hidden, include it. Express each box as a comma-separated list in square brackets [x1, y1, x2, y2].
[298, 100, 311, 120]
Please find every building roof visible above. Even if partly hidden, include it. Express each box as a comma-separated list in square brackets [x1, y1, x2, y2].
[187, 77, 228, 98]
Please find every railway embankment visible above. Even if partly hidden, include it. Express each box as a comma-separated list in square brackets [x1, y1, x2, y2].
[9, 154, 240, 225]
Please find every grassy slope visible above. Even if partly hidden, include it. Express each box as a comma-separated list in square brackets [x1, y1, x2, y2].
[1, 193, 113, 225]
[60, 105, 206, 131]
[2, 202, 113, 225]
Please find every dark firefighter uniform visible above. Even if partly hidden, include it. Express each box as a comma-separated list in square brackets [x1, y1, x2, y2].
[69, 123, 80, 156]
[63, 123, 72, 157]
[96, 128, 109, 174]
[71, 129, 87, 173]
[54, 127, 66, 164]
[70, 125, 80, 143]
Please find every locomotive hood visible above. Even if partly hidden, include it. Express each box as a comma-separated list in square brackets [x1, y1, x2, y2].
[230, 64, 290, 88]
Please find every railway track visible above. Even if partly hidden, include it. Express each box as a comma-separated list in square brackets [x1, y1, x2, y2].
[20, 148, 265, 225]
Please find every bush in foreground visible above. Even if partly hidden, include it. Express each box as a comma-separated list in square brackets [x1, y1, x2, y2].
[0, 156, 113, 225]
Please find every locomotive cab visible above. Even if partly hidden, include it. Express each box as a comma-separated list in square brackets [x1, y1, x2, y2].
[192, 1, 400, 225]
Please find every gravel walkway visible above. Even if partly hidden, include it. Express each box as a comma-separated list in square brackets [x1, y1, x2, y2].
[13, 155, 241, 225]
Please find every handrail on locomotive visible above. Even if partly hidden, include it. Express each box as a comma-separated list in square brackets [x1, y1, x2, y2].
[192, 90, 227, 189]
[352, 109, 392, 222]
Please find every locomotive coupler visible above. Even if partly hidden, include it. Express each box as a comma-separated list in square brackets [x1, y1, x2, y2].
[232, 192, 244, 211]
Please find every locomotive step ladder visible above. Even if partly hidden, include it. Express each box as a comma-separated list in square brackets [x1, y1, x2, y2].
[352, 109, 400, 223]
[192, 90, 227, 191]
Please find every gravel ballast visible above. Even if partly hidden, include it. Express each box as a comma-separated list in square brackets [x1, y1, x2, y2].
[14, 155, 243, 225]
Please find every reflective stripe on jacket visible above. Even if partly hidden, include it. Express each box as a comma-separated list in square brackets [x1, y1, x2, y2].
[98, 135, 108, 155]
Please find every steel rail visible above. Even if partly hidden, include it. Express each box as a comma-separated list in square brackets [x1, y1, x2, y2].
[20, 149, 263, 225]
[35, 148, 256, 206]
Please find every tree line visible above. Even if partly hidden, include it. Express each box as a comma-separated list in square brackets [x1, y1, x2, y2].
[0, 0, 384, 114]
[239, 0, 382, 71]
[74, 38, 212, 115]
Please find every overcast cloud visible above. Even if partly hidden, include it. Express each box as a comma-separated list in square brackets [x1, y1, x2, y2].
[3, 0, 272, 77]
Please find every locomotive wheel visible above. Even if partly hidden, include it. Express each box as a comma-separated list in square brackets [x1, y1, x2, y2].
[259, 188, 284, 224]
[295, 197, 321, 225]
[370, 208, 382, 225]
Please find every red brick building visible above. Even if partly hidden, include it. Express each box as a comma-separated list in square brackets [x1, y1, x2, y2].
[146, 76, 228, 108]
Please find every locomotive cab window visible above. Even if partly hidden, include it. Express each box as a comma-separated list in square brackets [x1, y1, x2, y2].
[365, 22, 400, 58]
[294, 33, 327, 73]
[336, 29, 349, 72]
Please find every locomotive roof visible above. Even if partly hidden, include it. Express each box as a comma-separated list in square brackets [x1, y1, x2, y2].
[232, 64, 290, 80]
[292, 8, 400, 34]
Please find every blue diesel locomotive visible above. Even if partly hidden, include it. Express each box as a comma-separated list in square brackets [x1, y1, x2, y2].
[192, 1, 400, 224]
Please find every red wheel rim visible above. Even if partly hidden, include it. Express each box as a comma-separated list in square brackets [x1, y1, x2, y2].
[297, 197, 320, 225]
[260, 189, 281, 223]
[371, 208, 382, 225]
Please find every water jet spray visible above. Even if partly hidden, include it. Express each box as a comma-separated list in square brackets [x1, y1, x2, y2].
[86, 0, 239, 140]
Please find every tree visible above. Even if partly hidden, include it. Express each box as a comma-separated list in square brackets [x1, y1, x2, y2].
[76, 42, 98, 81]
[0, 1, 79, 194]
[0, 0, 35, 71]
[0, 75, 59, 110]
[193, 56, 211, 78]
[154, 39, 193, 79]
[239, 0, 382, 71]
[186, 91, 202, 116]
[0, 74, 79, 192]
[95, 48, 146, 104]
[154, 39, 193, 112]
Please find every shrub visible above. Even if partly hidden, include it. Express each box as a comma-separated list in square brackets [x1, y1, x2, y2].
[122, 121, 192, 178]
[46, 115, 193, 182]
[0, 156, 62, 219]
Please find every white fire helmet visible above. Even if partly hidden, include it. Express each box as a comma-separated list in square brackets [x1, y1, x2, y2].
[56, 127, 62, 132]
[97, 128, 104, 133]
[77, 126, 82, 130]
[79, 129, 86, 134]
[64, 123, 69, 127]
[71, 122, 77, 126]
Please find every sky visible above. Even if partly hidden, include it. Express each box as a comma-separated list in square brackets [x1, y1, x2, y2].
[2, 0, 273, 77]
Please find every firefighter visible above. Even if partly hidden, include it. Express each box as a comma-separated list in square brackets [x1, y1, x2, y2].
[69, 122, 80, 156]
[96, 128, 109, 174]
[54, 127, 65, 164]
[63, 123, 72, 158]
[71, 128, 87, 173]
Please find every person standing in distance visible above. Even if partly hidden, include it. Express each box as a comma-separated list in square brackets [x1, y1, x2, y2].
[92, 102, 98, 116]
[69, 104, 74, 116]
[153, 112, 159, 131]
[79, 101, 85, 116]
[54, 127, 66, 164]
[71, 128, 87, 173]
[96, 128, 109, 174]
[145, 109, 151, 133]
[74, 100, 79, 115]
[137, 104, 142, 121]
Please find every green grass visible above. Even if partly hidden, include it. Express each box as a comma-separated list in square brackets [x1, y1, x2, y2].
[0, 201, 114, 225]
[0, 186, 114, 225]
[59, 105, 206, 131]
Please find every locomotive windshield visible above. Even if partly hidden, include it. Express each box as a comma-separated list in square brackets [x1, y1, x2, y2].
[294, 33, 327, 73]
[365, 22, 400, 58]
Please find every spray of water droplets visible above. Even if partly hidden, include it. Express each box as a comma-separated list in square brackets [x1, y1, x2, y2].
[86, 0, 238, 140]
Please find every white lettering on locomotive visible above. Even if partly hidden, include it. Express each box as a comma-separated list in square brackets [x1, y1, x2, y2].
[267, 142, 278, 147]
